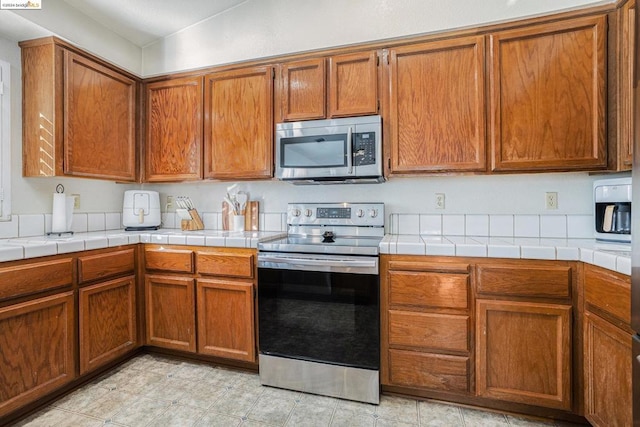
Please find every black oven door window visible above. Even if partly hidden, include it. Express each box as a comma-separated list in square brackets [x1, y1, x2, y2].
[258, 268, 379, 370]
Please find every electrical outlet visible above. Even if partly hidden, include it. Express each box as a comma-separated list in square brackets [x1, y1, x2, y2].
[166, 195, 174, 210]
[72, 194, 80, 209]
[435, 193, 445, 210]
[545, 192, 558, 210]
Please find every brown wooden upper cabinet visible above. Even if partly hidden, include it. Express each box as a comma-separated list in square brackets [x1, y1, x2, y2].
[204, 66, 274, 180]
[387, 36, 487, 173]
[276, 51, 379, 122]
[145, 76, 203, 181]
[615, 0, 635, 171]
[489, 15, 607, 172]
[21, 37, 137, 181]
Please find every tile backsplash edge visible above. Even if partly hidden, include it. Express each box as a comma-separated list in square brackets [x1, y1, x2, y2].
[0, 212, 595, 240]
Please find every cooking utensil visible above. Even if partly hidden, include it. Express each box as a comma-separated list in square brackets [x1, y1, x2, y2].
[236, 192, 248, 214]
[224, 195, 238, 214]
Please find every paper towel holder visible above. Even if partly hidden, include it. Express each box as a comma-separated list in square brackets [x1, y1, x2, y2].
[47, 184, 74, 237]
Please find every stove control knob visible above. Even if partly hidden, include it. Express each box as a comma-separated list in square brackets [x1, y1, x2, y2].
[356, 209, 365, 218]
[292, 209, 301, 217]
[304, 209, 313, 217]
[369, 209, 378, 218]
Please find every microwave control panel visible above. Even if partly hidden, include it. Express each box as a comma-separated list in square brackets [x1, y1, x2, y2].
[354, 132, 376, 166]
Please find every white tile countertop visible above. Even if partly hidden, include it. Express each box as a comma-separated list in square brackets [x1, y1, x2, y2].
[0, 229, 631, 276]
[0, 229, 286, 263]
[381, 235, 631, 276]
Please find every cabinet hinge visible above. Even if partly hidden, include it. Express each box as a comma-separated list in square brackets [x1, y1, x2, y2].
[377, 99, 380, 112]
[386, 54, 389, 65]
[376, 56, 380, 66]
[388, 158, 391, 169]
[271, 68, 275, 79]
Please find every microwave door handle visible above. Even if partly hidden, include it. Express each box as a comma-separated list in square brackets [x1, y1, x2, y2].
[347, 127, 353, 174]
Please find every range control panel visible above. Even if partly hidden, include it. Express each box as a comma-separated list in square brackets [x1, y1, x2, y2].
[287, 203, 384, 227]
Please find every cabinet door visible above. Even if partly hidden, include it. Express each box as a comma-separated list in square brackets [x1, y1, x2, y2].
[145, 76, 203, 181]
[476, 299, 572, 410]
[196, 279, 255, 362]
[79, 276, 137, 375]
[0, 292, 75, 418]
[204, 66, 273, 179]
[64, 51, 137, 181]
[618, 0, 635, 170]
[145, 275, 196, 352]
[328, 51, 378, 117]
[388, 36, 486, 173]
[584, 312, 632, 427]
[278, 58, 326, 121]
[489, 16, 607, 172]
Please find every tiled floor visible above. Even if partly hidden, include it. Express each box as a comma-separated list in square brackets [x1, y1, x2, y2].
[14, 354, 578, 427]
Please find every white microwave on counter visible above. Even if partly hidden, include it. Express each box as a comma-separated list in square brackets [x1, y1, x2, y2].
[275, 115, 384, 184]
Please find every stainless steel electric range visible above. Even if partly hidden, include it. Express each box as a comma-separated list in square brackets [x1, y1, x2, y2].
[257, 202, 384, 404]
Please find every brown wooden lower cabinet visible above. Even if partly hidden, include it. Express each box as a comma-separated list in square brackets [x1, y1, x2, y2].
[584, 312, 632, 426]
[0, 291, 75, 418]
[79, 276, 137, 375]
[145, 275, 196, 352]
[143, 245, 257, 363]
[388, 349, 470, 393]
[476, 299, 572, 410]
[196, 279, 255, 362]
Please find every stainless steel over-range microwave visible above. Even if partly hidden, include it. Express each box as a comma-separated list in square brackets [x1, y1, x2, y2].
[275, 115, 384, 184]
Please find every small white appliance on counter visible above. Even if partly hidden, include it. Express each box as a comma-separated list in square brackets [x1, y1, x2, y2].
[123, 190, 161, 231]
[594, 177, 631, 242]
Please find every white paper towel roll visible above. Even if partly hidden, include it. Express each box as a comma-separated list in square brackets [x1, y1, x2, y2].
[51, 193, 74, 233]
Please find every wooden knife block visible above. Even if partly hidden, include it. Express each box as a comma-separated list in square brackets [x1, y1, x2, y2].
[181, 209, 204, 231]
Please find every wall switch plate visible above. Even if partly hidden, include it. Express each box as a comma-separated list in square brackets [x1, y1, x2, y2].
[435, 193, 445, 210]
[166, 195, 174, 210]
[545, 192, 558, 210]
[72, 194, 80, 209]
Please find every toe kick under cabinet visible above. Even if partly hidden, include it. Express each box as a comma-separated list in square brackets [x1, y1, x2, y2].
[381, 255, 579, 418]
[143, 245, 257, 363]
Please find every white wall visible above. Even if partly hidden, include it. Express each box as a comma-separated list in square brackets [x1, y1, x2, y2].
[8, 2, 142, 75]
[144, 172, 630, 217]
[142, 0, 613, 76]
[0, 35, 135, 215]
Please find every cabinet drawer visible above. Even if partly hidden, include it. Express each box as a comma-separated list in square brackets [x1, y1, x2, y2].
[476, 263, 572, 299]
[388, 349, 469, 393]
[145, 248, 194, 273]
[584, 264, 631, 325]
[388, 271, 468, 309]
[389, 311, 469, 352]
[78, 248, 135, 284]
[0, 258, 73, 301]
[196, 251, 254, 278]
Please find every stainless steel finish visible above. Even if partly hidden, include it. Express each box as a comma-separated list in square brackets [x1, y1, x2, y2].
[275, 115, 383, 184]
[259, 354, 380, 404]
[347, 126, 353, 175]
[286, 202, 385, 227]
[258, 252, 378, 274]
[258, 237, 382, 256]
[594, 178, 632, 242]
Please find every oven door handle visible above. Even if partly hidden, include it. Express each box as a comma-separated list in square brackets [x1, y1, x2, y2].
[258, 255, 377, 269]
